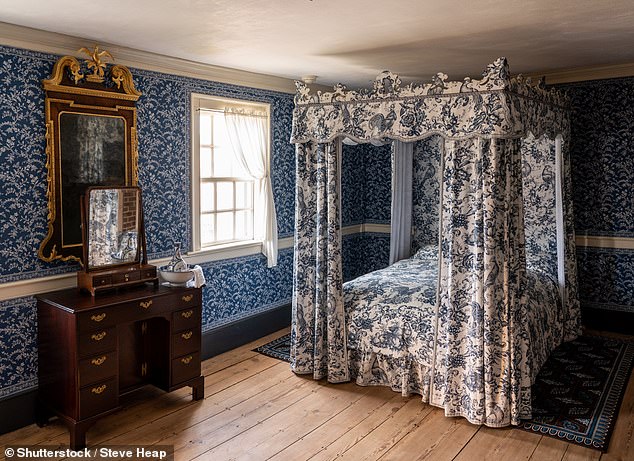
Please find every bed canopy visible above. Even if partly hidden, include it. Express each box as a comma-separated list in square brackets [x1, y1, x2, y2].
[289, 58, 581, 426]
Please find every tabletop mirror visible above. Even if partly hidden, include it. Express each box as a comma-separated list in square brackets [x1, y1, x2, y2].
[77, 186, 157, 295]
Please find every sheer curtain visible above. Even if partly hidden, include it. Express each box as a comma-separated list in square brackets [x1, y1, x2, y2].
[389, 141, 414, 264]
[224, 108, 278, 267]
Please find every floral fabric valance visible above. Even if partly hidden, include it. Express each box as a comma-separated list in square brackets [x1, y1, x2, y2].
[291, 58, 569, 144]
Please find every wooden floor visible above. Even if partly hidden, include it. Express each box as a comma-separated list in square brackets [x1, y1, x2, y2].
[1, 329, 632, 461]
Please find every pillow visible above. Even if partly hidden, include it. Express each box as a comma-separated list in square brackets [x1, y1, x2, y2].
[412, 244, 438, 261]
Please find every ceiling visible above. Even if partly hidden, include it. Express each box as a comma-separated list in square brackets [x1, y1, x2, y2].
[2, 0, 634, 87]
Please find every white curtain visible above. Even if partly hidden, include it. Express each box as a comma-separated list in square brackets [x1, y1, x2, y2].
[224, 108, 278, 267]
[389, 141, 414, 264]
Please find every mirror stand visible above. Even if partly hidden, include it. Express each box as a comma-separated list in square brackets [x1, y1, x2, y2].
[77, 186, 158, 296]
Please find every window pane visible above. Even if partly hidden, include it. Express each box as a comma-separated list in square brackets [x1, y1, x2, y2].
[235, 181, 248, 209]
[213, 113, 229, 147]
[216, 182, 233, 211]
[213, 147, 234, 177]
[235, 210, 253, 240]
[201, 182, 215, 212]
[200, 147, 212, 178]
[200, 213, 215, 246]
[216, 211, 234, 241]
[200, 112, 212, 145]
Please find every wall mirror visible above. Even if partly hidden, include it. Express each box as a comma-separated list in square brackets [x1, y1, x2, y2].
[38, 47, 141, 264]
[78, 186, 157, 295]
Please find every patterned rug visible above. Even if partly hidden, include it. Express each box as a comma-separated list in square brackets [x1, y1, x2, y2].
[254, 334, 292, 362]
[522, 334, 634, 451]
[255, 334, 634, 451]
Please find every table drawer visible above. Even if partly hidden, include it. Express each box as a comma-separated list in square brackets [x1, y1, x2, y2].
[78, 310, 116, 331]
[171, 352, 201, 386]
[78, 327, 117, 357]
[172, 307, 201, 332]
[78, 351, 117, 387]
[172, 328, 200, 358]
[79, 377, 118, 420]
[112, 271, 141, 284]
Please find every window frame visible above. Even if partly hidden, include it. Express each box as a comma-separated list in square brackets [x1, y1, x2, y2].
[190, 93, 271, 257]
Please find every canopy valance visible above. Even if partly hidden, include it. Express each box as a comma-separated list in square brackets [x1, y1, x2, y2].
[291, 58, 568, 144]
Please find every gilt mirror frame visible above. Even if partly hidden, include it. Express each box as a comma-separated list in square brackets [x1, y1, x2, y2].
[38, 48, 141, 264]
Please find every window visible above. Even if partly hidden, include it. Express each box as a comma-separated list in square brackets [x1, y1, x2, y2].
[191, 94, 277, 265]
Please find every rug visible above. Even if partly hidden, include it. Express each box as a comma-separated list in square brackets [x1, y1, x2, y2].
[255, 334, 634, 451]
[254, 334, 292, 362]
[522, 334, 634, 451]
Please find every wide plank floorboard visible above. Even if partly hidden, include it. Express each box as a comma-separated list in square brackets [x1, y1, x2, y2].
[2, 328, 632, 461]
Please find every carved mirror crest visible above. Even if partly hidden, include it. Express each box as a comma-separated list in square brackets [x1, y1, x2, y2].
[38, 47, 141, 264]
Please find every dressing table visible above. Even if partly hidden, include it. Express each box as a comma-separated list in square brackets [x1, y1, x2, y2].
[36, 284, 204, 449]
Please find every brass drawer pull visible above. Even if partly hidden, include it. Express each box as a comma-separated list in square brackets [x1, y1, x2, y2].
[91, 356, 107, 366]
[139, 300, 153, 309]
[91, 331, 107, 341]
[181, 331, 193, 340]
[181, 356, 193, 365]
[182, 294, 193, 302]
[181, 310, 193, 319]
[91, 313, 106, 322]
[124, 274, 130, 282]
[91, 384, 107, 395]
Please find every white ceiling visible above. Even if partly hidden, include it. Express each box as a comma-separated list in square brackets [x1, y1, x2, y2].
[2, 0, 634, 87]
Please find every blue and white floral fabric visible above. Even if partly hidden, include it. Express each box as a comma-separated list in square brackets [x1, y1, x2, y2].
[290, 58, 580, 426]
[344, 247, 562, 414]
[291, 139, 349, 382]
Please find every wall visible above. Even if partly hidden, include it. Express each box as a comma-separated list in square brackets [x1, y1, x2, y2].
[559, 77, 634, 317]
[0, 44, 296, 400]
[341, 143, 391, 281]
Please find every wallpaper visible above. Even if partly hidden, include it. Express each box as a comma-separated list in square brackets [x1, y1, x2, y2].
[560, 77, 634, 314]
[341, 143, 391, 226]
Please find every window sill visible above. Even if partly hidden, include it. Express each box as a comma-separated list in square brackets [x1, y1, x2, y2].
[185, 241, 263, 265]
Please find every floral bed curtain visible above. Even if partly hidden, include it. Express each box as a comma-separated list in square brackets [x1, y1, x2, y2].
[290, 139, 349, 382]
[432, 137, 530, 426]
[290, 58, 580, 423]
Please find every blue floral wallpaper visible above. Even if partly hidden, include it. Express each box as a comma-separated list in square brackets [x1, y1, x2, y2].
[559, 77, 634, 315]
[341, 143, 391, 226]
[560, 78, 634, 239]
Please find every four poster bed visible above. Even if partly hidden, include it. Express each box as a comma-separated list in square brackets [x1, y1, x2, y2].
[289, 58, 581, 427]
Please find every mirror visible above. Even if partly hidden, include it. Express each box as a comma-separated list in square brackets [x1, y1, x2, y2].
[86, 187, 140, 269]
[78, 185, 157, 295]
[38, 48, 141, 264]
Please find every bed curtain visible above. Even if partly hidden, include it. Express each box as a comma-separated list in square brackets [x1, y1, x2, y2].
[289, 58, 581, 425]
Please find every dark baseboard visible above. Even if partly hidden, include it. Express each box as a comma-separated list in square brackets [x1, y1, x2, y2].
[582, 306, 634, 336]
[0, 388, 37, 435]
[201, 303, 291, 359]
[0, 303, 291, 436]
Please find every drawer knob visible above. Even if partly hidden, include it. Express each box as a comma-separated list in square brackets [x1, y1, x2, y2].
[181, 310, 193, 319]
[91, 356, 107, 366]
[181, 331, 193, 340]
[91, 384, 107, 395]
[91, 331, 107, 341]
[139, 300, 153, 309]
[91, 313, 106, 322]
[124, 274, 130, 282]
[181, 356, 193, 365]
[182, 294, 193, 302]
